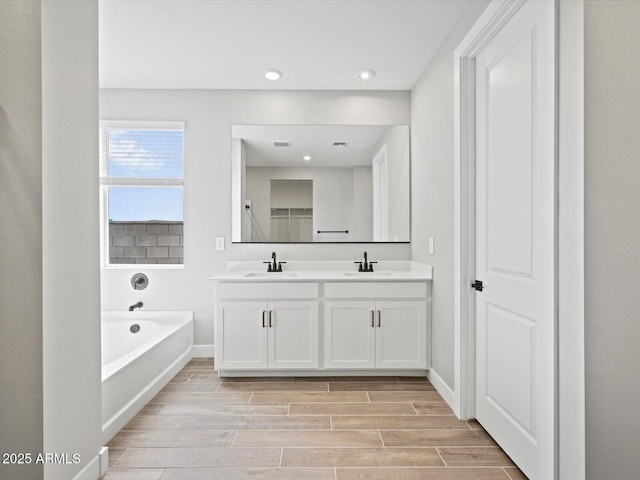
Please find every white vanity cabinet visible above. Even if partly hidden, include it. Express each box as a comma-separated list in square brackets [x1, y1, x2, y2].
[215, 282, 319, 370]
[214, 274, 431, 376]
[323, 282, 429, 370]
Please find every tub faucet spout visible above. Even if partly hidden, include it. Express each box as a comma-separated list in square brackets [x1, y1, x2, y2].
[129, 301, 143, 311]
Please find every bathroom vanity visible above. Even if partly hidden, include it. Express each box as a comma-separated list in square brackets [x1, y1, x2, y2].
[212, 261, 432, 376]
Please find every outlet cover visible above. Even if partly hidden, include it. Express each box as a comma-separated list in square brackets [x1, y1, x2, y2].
[429, 237, 435, 254]
[215, 237, 225, 251]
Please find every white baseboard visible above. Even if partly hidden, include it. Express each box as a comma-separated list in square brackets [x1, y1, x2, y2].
[191, 344, 215, 358]
[99, 447, 108, 477]
[427, 368, 457, 413]
[218, 369, 427, 377]
[71, 453, 100, 480]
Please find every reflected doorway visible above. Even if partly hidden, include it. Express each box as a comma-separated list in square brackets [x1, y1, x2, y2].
[270, 180, 313, 242]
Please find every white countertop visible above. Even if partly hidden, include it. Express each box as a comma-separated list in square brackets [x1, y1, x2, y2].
[211, 261, 432, 282]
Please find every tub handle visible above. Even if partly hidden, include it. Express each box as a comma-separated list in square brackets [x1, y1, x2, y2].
[269, 310, 273, 328]
[262, 310, 266, 328]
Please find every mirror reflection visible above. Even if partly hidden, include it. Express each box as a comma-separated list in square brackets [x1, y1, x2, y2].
[231, 125, 410, 243]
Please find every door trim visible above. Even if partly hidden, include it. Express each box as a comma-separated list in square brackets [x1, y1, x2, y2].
[453, 0, 528, 422]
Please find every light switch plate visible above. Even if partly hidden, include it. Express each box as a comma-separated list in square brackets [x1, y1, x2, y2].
[215, 237, 225, 251]
[429, 237, 435, 254]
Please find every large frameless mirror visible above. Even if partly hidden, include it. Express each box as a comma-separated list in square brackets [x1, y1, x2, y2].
[231, 125, 410, 243]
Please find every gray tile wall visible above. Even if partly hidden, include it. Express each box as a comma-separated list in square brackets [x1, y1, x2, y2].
[109, 222, 184, 264]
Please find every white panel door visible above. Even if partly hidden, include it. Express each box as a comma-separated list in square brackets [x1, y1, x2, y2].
[216, 302, 268, 369]
[474, 1, 555, 479]
[375, 301, 427, 369]
[268, 301, 319, 369]
[324, 301, 376, 369]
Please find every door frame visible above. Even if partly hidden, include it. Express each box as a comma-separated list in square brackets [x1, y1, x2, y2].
[453, 0, 585, 478]
[453, 0, 529, 421]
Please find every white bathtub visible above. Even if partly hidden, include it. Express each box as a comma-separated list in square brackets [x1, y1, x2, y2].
[101, 311, 193, 443]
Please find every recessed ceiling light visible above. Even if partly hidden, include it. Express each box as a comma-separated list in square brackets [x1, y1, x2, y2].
[264, 69, 282, 81]
[302, 155, 312, 161]
[359, 69, 376, 80]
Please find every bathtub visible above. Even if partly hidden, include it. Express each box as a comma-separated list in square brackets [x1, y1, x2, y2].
[101, 311, 193, 443]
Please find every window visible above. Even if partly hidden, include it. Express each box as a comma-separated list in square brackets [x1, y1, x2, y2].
[99, 121, 185, 266]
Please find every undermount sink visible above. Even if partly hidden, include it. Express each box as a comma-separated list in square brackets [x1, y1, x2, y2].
[243, 272, 298, 278]
[344, 272, 393, 278]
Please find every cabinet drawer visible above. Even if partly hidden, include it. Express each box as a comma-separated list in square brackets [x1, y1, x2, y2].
[324, 282, 427, 299]
[217, 282, 319, 300]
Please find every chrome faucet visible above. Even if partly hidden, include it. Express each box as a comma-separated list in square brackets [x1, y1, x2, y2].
[355, 251, 377, 272]
[128, 301, 143, 311]
[264, 251, 286, 272]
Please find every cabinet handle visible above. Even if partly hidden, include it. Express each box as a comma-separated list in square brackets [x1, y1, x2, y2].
[377, 310, 381, 327]
[262, 310, 266, 328]
[371, 310, 375, 328]
[269, 310, 273, 327]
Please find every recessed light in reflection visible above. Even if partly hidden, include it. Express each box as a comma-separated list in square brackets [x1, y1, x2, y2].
[265, 69, 282, 81]
[359, 69, 376, 80]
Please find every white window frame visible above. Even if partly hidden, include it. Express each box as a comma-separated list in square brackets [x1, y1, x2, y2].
[99, 120, 186, 268]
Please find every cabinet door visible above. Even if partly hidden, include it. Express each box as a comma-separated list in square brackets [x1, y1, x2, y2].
[375, 300, 427, 369]
[324, 301, 376, 369]
[267, 301, 319, 369]
[216, 302, 268, 369]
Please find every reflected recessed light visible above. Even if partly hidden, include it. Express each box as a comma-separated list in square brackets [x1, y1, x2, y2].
[303, 155, 312, 161]
[359, 69, 376, 80]
[265, 69, 282, 81]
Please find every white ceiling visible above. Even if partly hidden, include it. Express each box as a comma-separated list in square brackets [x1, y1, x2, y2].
[99, 0, 470, 90]
[234, 125, 395, 167]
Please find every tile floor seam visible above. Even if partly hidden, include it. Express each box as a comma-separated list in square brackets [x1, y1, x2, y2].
[230, 430, 239, 447]
[378, 429, 385, 447]
[435, 447, 448, 467]
[279, 447, 284, 467]
[503, 467, 517, 479]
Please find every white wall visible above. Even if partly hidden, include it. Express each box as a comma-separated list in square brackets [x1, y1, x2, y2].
[410, 0, 491, 389]
[270, 180, 313, 209]
[584, 1, 640, 478]
[0, 3, 44, 478]
[42, 1, 102, 479]
[100, 90, 411, 347]
[0, 2, 102, 480]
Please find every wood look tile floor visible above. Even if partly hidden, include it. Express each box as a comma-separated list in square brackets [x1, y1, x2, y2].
[103, 359, 527, 479]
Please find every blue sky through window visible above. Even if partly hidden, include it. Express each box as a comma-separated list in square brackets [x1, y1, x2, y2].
[106, 129, 184, 222]
[108, 130, 184, 178]
[108, 187, 183, 222]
